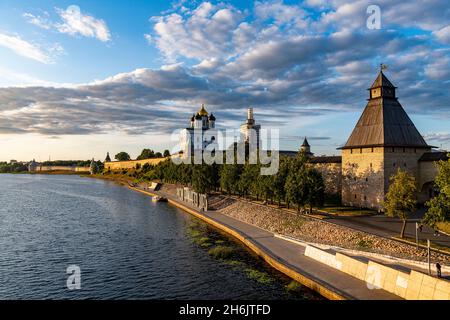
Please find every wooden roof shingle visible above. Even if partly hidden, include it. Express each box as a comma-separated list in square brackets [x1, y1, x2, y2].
[340, 72, 433, 150]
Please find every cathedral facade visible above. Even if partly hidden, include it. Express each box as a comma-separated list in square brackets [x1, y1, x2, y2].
[180, 104, 218, 156]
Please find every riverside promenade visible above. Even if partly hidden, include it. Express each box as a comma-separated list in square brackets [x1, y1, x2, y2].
[130, 185, 400, 300]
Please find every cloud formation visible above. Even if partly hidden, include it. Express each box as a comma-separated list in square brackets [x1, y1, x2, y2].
[2, 0, 449, 142]
[24, 5, 111, 42]
[0, 33, 57, 64]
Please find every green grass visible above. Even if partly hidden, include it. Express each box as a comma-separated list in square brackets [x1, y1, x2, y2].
[356, 239, 373, 249]
[285, 281, 303, 293]
[243, 268, 274, 284]
[318, 205, 376, 216]
[208, 246, 236, 260]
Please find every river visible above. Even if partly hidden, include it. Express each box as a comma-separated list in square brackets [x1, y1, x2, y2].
[0, 174, 319, 299]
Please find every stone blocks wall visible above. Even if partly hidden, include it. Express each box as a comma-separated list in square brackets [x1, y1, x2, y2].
[341, 147, 385, 209]
[104, 157, 167, 171]
[313, 162, 342, 195]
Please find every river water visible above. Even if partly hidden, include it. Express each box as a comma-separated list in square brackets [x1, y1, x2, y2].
[0, 174, 319, 299]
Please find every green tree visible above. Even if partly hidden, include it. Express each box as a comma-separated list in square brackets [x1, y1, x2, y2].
[383, 169, 417, 238]
[238, 163, 259, 198]
[304, 168, 325, 213]
[220, 164, 242, 195]
[163, 149, 171, 157]
[192, 163, 215, 194]
[272, 157, 291, 207]
[424, 154, 450, 228]
[137, 149, 155, 160]
[285, 155, 308, 212]
[115, 152, 131, 161]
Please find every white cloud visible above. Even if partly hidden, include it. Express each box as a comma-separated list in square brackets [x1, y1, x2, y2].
[434, 25, 450, 44]
[151, 3, 243, 61]
[24, 5, 111, 42]
[55, 5, 111, 42]
[424, 54, 450, 80]
[23, 12, 52, 29]
[0, 33, 53, 64]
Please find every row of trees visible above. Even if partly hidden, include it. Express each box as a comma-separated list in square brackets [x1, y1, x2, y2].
[384, 155, 450, 238]
[114, 149, 171, 161]
[136, 154, 325, 213]
[0, 162, 28, 173]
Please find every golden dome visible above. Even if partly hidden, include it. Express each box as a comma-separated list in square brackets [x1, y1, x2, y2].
[197, 104, 209, 116]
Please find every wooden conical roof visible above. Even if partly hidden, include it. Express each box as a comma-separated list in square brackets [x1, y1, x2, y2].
[340, 72, 432, 149]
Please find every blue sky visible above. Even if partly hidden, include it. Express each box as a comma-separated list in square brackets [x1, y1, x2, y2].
[0, 0, 449, 161]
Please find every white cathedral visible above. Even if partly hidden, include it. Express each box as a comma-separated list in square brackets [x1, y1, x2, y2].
[180, 104, 218, 156]
[180, 105, 264, 156]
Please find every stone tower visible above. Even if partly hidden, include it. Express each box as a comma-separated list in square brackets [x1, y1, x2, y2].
[240, 107, 261, 149]
[340, 68, 433, 210]
[300, 137, 313, 157]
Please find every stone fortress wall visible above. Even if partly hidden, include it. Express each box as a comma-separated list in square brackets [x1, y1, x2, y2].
[341, 147, 386, 209]
[104, 157, 168, 171]
[32, 165, 90, 173]
[310, 161, 342, 195]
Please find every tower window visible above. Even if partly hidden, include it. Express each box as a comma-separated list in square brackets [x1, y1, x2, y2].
[393, 162, 396, 167]
[392, 147, 395, 152]
[403, 147, 406, 153]
[404, 163, 407, 167]
[365, 178, 368, 182]
[370, 163, 373, 168]
[371, 147, 374, 153]
[360, 148, 363, 154]
[354, 194, 357, 199]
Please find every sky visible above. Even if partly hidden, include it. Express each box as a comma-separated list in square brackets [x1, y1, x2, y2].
[0, 0, 449, 161]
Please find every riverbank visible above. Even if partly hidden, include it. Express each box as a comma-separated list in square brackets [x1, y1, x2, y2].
[149, 183, 449, 265]
[127, 184, 401, 300]
[81, 175, 448, 299]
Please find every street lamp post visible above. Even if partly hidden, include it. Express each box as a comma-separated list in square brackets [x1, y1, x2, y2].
[415, 222, 419, 250]
[427, 239, 431, 276]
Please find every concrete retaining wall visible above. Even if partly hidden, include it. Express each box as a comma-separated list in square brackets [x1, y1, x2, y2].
[335, 253, 368, 282]
[305, 245, 449, 300]
[305, 245, 342, 270]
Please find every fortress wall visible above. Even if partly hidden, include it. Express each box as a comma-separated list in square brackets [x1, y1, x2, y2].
[341, 147, 385, 209]
[104, 157, 168, 171]
[383, 147, 428, 192]
[418, 161, 439, 189]
[312, 162, 342, 195]
[35, 166, 90, 172]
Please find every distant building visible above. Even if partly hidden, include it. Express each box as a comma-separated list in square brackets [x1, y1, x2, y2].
[104, 152, 111, 163]
[180, 104, 218, 156]
[28, 159, 38, 172]
[299, 137, 314, 158]
[89, 158, 98, 175]
[240, 108, 261, 149]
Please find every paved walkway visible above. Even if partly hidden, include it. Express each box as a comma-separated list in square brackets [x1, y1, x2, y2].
[325, 212, 450, 249]
[139, 186, 400, 300]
